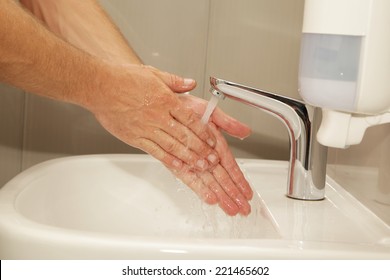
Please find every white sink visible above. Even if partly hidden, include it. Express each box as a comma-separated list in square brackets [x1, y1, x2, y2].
[0, 154, 389, 259]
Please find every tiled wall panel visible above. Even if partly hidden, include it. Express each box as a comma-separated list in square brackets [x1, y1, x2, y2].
[0, 84, 24, 186]
[203, 0, 305, 159]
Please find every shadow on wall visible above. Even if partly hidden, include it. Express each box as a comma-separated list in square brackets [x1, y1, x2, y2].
[20, 94, 142, 167]
[227, 131, 289, 161]
[0, 84, 25, 186]
[0, 84, 24, 152]
[22, 94, 289, 162]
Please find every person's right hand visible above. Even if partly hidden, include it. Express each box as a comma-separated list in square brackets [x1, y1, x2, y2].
[83, 63, 220, 173]
[85, 63, 253, 216]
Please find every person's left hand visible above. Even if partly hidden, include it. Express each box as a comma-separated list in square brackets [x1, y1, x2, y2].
[152, 67, 253, 215]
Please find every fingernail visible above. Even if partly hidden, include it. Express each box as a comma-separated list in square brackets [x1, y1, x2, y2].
[224, 200, 240, 216]
[240, 204, 251, 216]
[196, 159, 208, 170]
[203, 191, 218, 205]
[206, 138, 215, 147]
[183, 78, 195, 87]
[207, 153, 218, 165]
[173, 159, 182, 168]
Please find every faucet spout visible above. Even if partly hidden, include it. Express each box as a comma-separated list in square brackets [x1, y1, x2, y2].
[210, 77, 327, 200]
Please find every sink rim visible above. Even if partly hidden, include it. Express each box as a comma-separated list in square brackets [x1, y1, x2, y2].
[0, 154, 389, 259]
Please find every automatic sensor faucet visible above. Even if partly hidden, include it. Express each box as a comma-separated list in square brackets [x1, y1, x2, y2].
[210, 77, 328, 200]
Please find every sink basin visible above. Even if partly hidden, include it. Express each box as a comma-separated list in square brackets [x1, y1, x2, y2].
[0, 154, 389, 259]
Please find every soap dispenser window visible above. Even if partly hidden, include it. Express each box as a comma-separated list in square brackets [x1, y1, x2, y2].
[299, 34, 362, 112]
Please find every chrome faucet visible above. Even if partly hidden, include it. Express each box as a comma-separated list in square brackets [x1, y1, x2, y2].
[210, 77, 328, 200]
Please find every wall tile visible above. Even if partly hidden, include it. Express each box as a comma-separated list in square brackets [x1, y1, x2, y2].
[0, 84, 24, 187]
[204, 0, 305, 160]
[328, 124, 390, 224]
[377, 125, 390, 206]
[21, 94, 139, 170]
[99, 0, 211, 97]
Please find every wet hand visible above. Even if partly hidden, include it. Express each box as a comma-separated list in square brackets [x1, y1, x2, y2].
[86, 64, 220, 172]
[168, 120, 253, 216]
[153, 88, 253, 216]
[174, 92, 253, 215]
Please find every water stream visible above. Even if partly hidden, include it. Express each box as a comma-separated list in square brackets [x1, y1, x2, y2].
[201, 95, 220, 124]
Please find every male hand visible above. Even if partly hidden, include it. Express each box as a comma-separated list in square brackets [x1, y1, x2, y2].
[91, 64, 253, 216]
[173, 95, 253, 216]
[88, 64, 220, 173]
[153, 68, 254, 215]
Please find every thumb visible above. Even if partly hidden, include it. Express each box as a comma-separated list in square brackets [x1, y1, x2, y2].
[146, 65, 197, 93]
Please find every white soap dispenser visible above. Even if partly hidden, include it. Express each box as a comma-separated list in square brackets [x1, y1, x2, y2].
[299, 0, 390, 148]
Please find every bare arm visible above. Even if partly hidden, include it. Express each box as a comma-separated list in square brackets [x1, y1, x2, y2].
[1, 0, 101, 104]
[2, 0, 253, 215]
[0, 0, 217, 171]
[19, 0, 142, 64]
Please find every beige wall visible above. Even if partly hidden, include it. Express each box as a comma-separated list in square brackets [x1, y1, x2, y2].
[0, 84, 25, 187]
[0, 0, 389, 221]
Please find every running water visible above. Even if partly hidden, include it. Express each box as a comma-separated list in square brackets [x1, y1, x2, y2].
[201, 95, 220, 124]
[174, 178, 276, 239]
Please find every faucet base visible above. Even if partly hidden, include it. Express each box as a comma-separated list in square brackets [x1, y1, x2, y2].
[286, 195, 325, 201]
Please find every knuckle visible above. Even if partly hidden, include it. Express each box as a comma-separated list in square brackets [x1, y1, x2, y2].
[220, 178, 234, 190]
[146, 144, 162, 158]
[176, 131, 189, 145]
[207, 180, 222, 194]
[198, 142, 212, 155]
[164, 140, 179, 153]
[183, 110, 199, 126]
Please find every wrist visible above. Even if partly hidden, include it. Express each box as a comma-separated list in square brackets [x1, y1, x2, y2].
[75, 61, 141, 112]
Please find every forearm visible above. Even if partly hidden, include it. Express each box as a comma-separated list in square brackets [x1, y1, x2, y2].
[20, 0, 142, 64]
[0, 0, 112, 106]
[1, 0, 252, 216]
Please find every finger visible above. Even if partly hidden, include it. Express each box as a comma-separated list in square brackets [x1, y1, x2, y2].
[211, 107, 252, 139]
[152, 128, 212, 171]
[211, 165, 251, 216]
[210, 123, 253, 200]
[178, 94, 252, 139]
[218, 144, 253, 200]
[223, 160, 253, 201]
[168, 161, 248, 216]
[199, 171, 241, 216]
[168, 161, 244, 216]
[159, 118, 219, 168]
[167, 164, 218, 205]
[170, 104, 218, 151]
[132, 137, 185, 170]
[145, 65, 197, 93]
